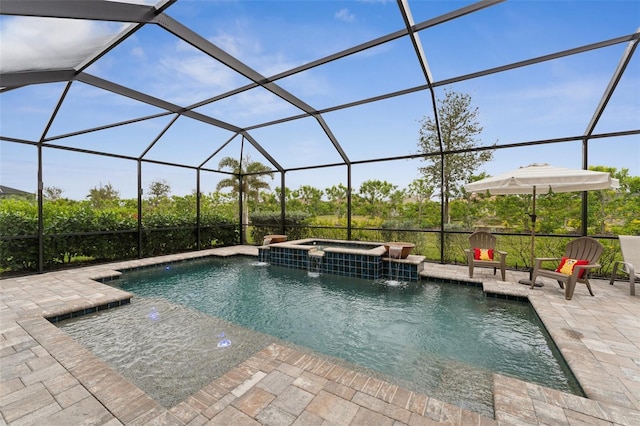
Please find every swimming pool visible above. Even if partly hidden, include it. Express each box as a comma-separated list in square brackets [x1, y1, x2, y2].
[58, 256, 582, 416]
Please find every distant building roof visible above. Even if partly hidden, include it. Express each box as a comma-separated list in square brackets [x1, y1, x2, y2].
[0, 185, 33, 196]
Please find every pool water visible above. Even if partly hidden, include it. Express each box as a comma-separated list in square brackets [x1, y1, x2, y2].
[59, 256, 582, 416]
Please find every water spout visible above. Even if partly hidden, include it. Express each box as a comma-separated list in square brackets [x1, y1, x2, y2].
[385, 247, 405, 286]
[388, 245, 403, 259]
[308, 251, 323, 277]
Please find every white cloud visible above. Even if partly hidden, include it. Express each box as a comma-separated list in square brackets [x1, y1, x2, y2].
[210, 31, 246, 58]
[130, 46, 146, 59]
[208, 29, 296, 76]
[236, 88, 292, 117]
[153, 29, 321, 105]
[154, 44, 245, 105]
[335, 8, 356, 23]
[161, 52, 238, 89]
[0, 17, 121, 73]
[278, 71, 333, 97]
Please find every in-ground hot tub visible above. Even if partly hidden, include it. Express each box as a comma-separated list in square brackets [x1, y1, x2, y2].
[258, 238, 424, 281]
[295, 238, 386, 253]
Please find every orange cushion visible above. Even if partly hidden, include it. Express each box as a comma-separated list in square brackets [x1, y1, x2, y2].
[473, 248, 494, 261]
[555, 257, 589, 278]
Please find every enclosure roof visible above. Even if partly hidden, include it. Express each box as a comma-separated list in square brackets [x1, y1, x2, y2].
[1, 0, 639, 187]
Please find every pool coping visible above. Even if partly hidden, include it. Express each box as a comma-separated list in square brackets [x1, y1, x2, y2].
[1, 246, 639, 424]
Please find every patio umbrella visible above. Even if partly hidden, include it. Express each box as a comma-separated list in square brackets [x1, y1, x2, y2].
[464, 163, 619, 286]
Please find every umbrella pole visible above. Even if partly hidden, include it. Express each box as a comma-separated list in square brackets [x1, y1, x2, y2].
[530, 185, 536, 276]
[519, 186, 543, 287]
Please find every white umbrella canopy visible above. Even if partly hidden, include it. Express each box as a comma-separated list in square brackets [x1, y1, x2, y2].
[465, 163, 620, 195]
[465, 163, 620, 285]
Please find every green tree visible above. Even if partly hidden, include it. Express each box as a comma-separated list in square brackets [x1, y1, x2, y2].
[216, 156, 274, 242]
[201, 191, 236, 219]
[43, 186, 64, 200]
[459, 172, 494, 229]
[171, 193, 196, 219]
[387, 187, 406, 218]
[275, 187, 296, 211]
[589, 166, 639, 235]
[357, 179, 396, 217]
[406, 178, 434, 223]
[147, 179, 171, 208]
[325, 184, 348, 218]
[291, 185, 324, 215]
[493, 195, 530, 231]
[256, 190, 279, 212]
[87, 183, 120, 209]
[418, 89, 493, 224]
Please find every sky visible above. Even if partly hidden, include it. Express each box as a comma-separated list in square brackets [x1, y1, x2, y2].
[1, 0, 639, 200]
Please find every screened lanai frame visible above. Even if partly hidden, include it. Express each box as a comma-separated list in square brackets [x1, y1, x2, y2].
[1, 0, 639, 273]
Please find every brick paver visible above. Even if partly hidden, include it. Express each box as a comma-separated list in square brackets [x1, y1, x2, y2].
[1, 246, 638, 425]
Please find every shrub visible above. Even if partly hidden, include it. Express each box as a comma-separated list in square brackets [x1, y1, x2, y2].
[250, 211, 311, 242]
[0, 197, 241, 273]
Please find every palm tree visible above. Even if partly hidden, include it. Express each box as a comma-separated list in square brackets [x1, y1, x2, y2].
[216, 155, 274, 242]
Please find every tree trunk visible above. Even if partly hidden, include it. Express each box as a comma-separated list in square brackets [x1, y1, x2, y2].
[443, 192, 450, 225]
[242, 194, 249, 244]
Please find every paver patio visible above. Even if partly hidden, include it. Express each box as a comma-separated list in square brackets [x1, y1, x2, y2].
[1, 246, 638, 425]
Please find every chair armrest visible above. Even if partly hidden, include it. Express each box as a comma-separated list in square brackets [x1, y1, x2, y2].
[576, 263, 600, 269]
[611, 260, 634, 275]
[533, 257, 561, 267]
[572, 263, 600, 278]
[534, 257, 562, 262]
[533, 257, 562, 272]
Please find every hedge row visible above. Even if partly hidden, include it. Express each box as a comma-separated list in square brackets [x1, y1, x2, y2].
[0, 200, 238, 273]
[249, 211, 311, 243]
